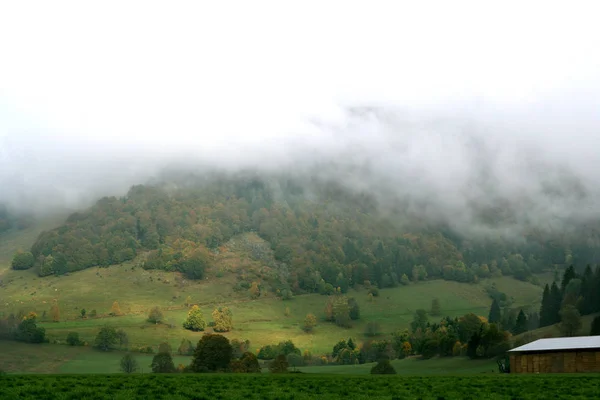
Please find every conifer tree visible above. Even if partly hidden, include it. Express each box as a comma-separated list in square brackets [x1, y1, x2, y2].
[561, 265, 576, 294]
[513, 309, 528, 335]
[539, 284, 552, 327]
[488, 299, 501, 324]
[550, 282, 563, 324]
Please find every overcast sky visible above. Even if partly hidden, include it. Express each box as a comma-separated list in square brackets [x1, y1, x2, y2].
[1, 1, 599, 235]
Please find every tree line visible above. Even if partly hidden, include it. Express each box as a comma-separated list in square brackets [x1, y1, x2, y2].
[14, 178, 600, 297]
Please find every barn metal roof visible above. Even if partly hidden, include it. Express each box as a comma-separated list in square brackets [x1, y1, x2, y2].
[509, 336, 600, 352]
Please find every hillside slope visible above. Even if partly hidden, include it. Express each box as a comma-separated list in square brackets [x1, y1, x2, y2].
[13, 175, 600, 299]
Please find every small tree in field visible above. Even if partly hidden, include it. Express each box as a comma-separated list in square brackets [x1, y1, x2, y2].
[284, 307, 291, 317]
[269, 354, 289, 373]
[95, 326, 118, 351]
[303, 313, 317, 333]
[120, 353, 138, 373]
[178, 339, 194, 355]
[185, 296, 192, 307]
[50, 301, 60, 322]
[183, 305, 206, 331]
[148, 306, 164, 324]
[80, 309, 86, 319]
[191, 334, 233, 372]
[158, 342, 172, 354]
[151, 352, 175, 373]
[110, 301, 122, 316]
[212, 307, 233, 332]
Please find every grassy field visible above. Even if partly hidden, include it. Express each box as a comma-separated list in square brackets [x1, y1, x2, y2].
[0, 272, 544, 356]
[0, 340, 497, 375]
[0, 225, 547, 360]
[1, 374, 599, 399]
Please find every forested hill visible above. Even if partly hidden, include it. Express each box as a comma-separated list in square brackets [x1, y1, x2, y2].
[15, 174, 600, 294]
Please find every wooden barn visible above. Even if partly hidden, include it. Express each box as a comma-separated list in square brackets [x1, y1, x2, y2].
[509, 336, 600, 373]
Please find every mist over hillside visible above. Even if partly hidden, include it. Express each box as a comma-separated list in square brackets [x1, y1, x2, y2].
[1, 2, 599, 243]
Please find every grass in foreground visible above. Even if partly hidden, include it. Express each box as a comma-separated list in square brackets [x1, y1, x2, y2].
[1, 374, 599, 400]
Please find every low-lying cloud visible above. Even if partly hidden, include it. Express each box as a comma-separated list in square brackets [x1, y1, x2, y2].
[1, 1, 599, 239]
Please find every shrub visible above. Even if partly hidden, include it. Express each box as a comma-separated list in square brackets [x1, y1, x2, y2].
[302, 313, 317, 333]
[371, 359, 396, 374]
[12, 251, 34, 270]
[66, 332, 81, 346]
[147, 306, 164, 324]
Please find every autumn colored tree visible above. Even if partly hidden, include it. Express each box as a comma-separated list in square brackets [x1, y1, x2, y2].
[231, 352, 261, 373]
[183, 305, 206, 331]
[185, 296, 192, 307]
[178, 339, 194, 355]
[212, 307, 233, 332]
[269, 354, 289, 373]
[110, 301, 122, 316]
[303, 313, 317, 333]
[147, 306, 164, 324]
[191, 334, 233, 372]
[50, 301, 60, 322]
[249, 281, 260, 299]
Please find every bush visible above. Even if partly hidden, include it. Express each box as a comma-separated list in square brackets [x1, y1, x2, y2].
[147, 306, 164, 324]
[66, 332, 81, 346]
[368, 287, 379, 297]
[371, 359, 396, 374]
[12, 252, 34, 270]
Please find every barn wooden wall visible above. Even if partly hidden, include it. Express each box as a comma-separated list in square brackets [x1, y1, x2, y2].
[510, 350, 600, 373]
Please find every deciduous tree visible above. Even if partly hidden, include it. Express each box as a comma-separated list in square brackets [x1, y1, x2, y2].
[183, 305, 206, 331]
[302, 313, 317, 333]
[120, 353, 138, 373]
[148, 306, 164, 324]
[559, 305, 582, 337]
[151, 352, 175, 373]
[95, 326, 118, 351]
[191, 334, 233, 372]
[110, 301, 122, 316]
[212, 307, 233, 332]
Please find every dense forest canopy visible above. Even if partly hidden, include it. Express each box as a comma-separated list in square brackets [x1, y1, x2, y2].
[22, 173, 600, 294]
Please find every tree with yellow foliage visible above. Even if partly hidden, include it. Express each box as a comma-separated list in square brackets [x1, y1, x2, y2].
[110, 301, 122, 316]
[212, 307, 233, 332]
[249, 281, 260, 299]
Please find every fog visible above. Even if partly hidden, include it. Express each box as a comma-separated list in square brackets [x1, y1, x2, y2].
[1, 1, 600, 238]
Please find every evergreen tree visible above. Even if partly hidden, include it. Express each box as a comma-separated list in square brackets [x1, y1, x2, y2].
[580, 265, 595, 315]
[513, 310, 528, 335]
[590, 316, 600, 336]
[561, 265, 576, 294]
[539, 284, 552, 327]
[488, 299, 501, 324]
[550, 282, 563, 324]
